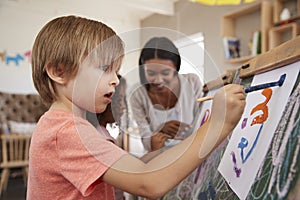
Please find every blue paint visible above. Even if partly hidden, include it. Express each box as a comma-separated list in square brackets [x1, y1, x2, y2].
[245, 74, 286, 93]
[238, 123, 264, 164]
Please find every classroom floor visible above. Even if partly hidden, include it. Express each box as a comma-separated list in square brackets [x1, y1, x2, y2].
[1, 175, 26, 200]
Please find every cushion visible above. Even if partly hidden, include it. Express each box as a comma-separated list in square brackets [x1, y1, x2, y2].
[8, 120, 37, 134]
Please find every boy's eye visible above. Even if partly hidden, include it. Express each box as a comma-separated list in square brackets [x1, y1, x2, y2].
[100, 65, 109, 71]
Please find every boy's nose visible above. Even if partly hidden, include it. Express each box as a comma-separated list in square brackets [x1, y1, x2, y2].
[110, 74, 120, 87]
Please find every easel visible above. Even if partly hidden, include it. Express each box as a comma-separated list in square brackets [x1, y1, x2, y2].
[195, 36, 300, 200]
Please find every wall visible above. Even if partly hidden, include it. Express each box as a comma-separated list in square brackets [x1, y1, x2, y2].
[0, 5, 50, 94]
[0, 0, 141, 94]
[141, 0, 263, 82]
[0, 0, 268, 93]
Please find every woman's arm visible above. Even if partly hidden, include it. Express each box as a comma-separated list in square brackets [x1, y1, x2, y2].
[103, 84, 246, 199]
[129, 88, 154, 151]
[186, 73, 203, 99]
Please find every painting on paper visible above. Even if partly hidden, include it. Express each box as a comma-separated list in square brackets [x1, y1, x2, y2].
[218, 63, 299, 200]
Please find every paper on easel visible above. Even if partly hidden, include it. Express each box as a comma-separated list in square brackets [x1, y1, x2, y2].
[218, 62, 299, 200]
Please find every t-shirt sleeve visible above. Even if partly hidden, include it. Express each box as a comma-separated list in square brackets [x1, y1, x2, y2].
[56, 119, 127, 196]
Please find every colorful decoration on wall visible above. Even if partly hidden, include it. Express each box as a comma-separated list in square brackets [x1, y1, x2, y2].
[0, 51, 6, 62]
[190, 0, 256, 5]
[0, 50, 31, 67]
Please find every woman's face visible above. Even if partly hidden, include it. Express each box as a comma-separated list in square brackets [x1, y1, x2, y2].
[144, 58, 177, 92]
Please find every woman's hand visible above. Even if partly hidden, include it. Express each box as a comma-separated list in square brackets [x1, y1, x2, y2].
[151, 132, 171, 151]
[160, 120, 192, 139]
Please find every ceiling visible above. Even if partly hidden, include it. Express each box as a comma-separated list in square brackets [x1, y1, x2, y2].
[1, 0, 177, 21]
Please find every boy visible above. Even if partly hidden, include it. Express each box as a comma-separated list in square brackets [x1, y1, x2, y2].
[27, 15, 246, 199]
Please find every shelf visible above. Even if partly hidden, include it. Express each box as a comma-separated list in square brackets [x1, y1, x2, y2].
[274, 15, 300, 26]
[274, 0, 300, 24]
[269, 22, 300, 49]
[222, 2, 262, 19]
[225, 55, 255, 64]
[239, 36, 300, 78]
[221, 0, 273, 63]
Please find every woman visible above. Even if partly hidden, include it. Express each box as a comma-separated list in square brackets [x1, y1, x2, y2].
[129, 37, 203, 152]
[88, 75, 128, 200]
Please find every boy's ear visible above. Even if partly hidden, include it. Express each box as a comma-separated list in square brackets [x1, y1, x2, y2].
[46, 64, 67, 85]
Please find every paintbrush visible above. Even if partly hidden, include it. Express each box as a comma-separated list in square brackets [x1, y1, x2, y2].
[197, 74, 286, 102]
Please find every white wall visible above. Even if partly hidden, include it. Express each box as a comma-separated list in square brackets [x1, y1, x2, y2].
[0, 0, 141, 94]
[0, 5, 51, 94]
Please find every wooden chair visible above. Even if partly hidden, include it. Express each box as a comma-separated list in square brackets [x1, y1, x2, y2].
[0, 133, 31, 196]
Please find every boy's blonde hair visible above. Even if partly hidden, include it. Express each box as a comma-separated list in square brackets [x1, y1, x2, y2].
[31, 15, 124, 105]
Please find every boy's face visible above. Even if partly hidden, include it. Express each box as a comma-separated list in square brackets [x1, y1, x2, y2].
[70, 61, 120, 115]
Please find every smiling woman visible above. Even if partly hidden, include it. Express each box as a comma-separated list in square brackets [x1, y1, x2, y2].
[129, 37, 204, 152]
[129, 36, 205, 200]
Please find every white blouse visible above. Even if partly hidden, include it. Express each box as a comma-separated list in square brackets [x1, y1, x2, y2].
[129, 73, 203, 151]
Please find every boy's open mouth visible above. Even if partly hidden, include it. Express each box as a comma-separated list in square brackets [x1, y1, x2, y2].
[104, 92, 114, 99]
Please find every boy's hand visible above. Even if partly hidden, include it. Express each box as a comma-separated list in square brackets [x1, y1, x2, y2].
[198, 84, 246, 159]
[211, 84, 246, 133]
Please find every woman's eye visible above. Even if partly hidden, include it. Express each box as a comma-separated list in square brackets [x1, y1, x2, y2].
[146, 71, 156, 76]
[162, 71, 171, 76]
[161, 70, 172, 76]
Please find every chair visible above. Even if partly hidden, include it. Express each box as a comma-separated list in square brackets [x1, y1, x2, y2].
[0, 133, 31, 196]
[0, 91, 47, 196]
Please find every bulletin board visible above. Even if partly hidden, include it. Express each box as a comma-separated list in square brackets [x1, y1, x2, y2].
[171, 36, 300, 200]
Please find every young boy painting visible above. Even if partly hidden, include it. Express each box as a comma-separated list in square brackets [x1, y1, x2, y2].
[27, 15, 246, 200]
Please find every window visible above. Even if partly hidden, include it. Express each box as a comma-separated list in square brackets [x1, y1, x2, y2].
[175, 32, 204, 85]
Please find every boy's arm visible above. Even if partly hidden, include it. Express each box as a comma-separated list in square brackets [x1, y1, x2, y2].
[103, 84, 246, 199]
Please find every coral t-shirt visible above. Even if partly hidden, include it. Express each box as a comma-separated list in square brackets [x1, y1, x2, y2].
[27, 110, 127, 200]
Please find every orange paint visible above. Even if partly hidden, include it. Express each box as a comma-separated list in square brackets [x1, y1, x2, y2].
[250, 88, 272, 126]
